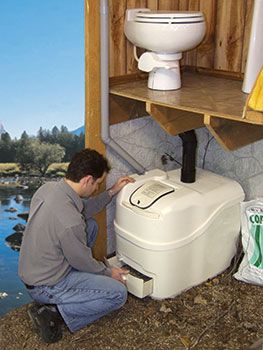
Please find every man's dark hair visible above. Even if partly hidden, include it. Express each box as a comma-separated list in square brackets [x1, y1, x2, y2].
[65, 148, 110, 182]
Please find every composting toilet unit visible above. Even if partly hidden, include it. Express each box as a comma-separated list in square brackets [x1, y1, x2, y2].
[111, 168, 244, 299]
[124, 8, 206, 90]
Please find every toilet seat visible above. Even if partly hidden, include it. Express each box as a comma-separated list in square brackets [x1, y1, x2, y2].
[135, 11, 205, 24]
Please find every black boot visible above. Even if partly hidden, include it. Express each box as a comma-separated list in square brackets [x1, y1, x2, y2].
[27, 303, 63, 343]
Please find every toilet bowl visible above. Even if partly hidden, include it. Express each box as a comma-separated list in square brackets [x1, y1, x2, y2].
[124, 9, 206, 90]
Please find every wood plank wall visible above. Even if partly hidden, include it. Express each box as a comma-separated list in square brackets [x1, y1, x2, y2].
[109, 0, 253, 79]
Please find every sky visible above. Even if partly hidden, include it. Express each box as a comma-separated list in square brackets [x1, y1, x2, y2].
[0, 0, 84, 139]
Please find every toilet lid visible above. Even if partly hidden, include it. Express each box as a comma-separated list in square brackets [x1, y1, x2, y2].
[135, 11, 205, 24]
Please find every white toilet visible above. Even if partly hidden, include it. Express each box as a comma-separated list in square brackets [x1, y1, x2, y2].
[124, 8, 206, 90]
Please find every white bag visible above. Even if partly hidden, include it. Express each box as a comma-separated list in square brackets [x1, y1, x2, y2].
[234, 198, 263, 285]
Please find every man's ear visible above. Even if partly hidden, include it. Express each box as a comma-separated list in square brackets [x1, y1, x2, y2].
[80, 175, 93, 186]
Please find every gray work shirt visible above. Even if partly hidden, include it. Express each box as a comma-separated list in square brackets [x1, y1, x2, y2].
[18, 179, 112, 286]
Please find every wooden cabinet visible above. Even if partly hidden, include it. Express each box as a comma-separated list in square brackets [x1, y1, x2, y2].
[85, 0, 262, 258]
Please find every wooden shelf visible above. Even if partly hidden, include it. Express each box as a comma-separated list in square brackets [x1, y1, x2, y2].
[109, 72, 263, 151]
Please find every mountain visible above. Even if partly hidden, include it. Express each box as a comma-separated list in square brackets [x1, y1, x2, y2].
[0, 122, 6, 135]
[70, 125, 84, 136]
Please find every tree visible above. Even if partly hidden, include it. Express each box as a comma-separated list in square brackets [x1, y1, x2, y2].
[37, 127, 45, 142]
[21, 131, 29, 140]
[15, 135, 34, 171]
[35, 125, 85, 161]
[60, 125, 68, 133]
[1, 132, 11, 143]
[56, 132, 84, 161]
[52, 126, 60, 138]
[32, 141, 65, 175]
[0, 132, 16, 162]
[16, 139, 65, 175]
[37, 127, 51, 143]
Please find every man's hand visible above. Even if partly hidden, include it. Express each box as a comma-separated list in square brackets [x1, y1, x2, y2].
[111, 267, 129, 284]
[109, 176, 135, 196]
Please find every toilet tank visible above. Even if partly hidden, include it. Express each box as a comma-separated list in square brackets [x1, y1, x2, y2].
[113, 168, 244, 299]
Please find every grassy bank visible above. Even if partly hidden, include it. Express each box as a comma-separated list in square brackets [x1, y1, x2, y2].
[0, 163, 69, 177]
[45, 162, 69, 177]
[0, 163, 20, 176]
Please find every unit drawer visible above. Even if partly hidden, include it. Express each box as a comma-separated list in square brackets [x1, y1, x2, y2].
[125, 273, 153, 298]
[107, 256, 153, 298]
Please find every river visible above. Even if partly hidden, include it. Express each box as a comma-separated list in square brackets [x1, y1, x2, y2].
[0, 185, 33, 316]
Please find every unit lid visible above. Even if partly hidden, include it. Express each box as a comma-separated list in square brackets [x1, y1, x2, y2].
[129, 180, 175, 209]
[135, 11, 205, 24]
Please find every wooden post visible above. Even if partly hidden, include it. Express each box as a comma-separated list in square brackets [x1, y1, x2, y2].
[85, 0, 107, 259]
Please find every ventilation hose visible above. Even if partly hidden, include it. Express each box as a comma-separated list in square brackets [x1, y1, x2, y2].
[179, 130, 197, 183]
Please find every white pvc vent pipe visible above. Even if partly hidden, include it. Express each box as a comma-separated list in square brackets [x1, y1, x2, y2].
[100, 0, 145, 174]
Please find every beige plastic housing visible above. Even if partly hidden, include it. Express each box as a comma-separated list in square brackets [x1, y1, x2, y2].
[114, 168, 245, 299]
